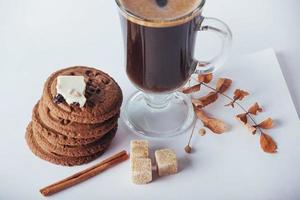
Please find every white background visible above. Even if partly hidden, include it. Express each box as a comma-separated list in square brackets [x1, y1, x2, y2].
[0, 0, 300, 200]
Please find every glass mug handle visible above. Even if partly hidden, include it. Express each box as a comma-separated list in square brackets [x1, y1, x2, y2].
[194, 17, 233, 74]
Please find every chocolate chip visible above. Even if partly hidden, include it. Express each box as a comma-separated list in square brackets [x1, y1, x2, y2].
[85, 85, 97, 98]
[70, 102, 81, 112]
[86, 100, 95, 108]
[85, 70, 94, 77]
[85, 92, 92, 99]
[101, 78, 110, 85]
[53, 94, 65, 104]
[87, 79, 92, 84]
[70, 102, 80, 107]
[96, 88, 101, 94]
[87, 86, 96, 93]
[156, 0, 168, 7]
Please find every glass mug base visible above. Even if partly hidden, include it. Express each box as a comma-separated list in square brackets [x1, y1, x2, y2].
[122, 91, 195, 138]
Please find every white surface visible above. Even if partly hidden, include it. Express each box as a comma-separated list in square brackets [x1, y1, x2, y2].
[0, 0, 300, 199]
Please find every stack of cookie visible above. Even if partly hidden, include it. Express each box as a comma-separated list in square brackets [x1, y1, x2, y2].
[25, 66, 123, 166]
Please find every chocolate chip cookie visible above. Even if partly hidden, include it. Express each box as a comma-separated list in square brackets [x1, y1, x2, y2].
[42, 66, 123, 124]
[25, 123, 110, 166]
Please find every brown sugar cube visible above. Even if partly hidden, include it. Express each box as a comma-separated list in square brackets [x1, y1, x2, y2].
[130, 140, 149, 158]
[155, 149, 178, 176]
[131, 158, 152, 184]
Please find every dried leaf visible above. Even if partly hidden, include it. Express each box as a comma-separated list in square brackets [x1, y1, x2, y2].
[195, 108, 228, 134]
[192, 92, 218, 109]
[233, 89, 249, 101]
[216, 78, 232, 93]
[205, 119, 228, 134]
[182, 84, 201, 94]
[236, 113, 248, 124]
[198, 73, 213, 83]
[258, 118, 273, 129]
[248, 102, 262, 115]
[184, 145, 192, 153]
[235, 114, 257, 134]
[260, 132, 277, 153]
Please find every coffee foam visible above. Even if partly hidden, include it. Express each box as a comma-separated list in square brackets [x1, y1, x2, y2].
[118, 0, 203, 27]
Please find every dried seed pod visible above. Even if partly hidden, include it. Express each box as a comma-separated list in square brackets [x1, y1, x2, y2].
[199, 128, 206, 136]
[184, 145, 192, 154]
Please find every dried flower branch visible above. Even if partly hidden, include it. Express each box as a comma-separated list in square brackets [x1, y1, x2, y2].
[222, 90, 276, 152]
[183, 74, 277, 154]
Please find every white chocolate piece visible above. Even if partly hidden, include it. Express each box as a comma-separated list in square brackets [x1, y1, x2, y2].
[131, 158, 152, 184]
[56, 76, 86, 107]
[155, 149, 178, 176]
[130, 140, 149, 159]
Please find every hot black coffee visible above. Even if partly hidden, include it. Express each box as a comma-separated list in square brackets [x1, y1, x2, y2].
[119, 0, 203, 92]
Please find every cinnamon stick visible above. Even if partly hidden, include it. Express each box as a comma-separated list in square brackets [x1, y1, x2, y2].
[40, 150, 129, 196]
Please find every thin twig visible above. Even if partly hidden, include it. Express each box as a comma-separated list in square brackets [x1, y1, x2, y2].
[187, 77, 277, 153]
[187, 121, 197, 147]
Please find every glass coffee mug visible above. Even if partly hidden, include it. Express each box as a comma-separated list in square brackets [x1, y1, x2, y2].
[116, 0, 232, 138]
